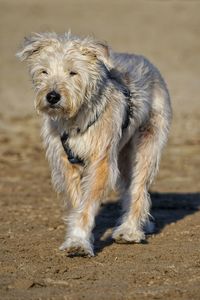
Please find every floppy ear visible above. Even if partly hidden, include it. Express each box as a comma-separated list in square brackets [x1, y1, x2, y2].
[81, 40, 112, 70]
[16, 33, 57, 62]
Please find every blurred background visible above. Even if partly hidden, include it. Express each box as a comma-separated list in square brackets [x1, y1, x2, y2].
[0, 1, 200, 299]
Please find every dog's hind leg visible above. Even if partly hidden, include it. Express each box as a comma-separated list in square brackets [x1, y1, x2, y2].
[113, 89, 171, 243]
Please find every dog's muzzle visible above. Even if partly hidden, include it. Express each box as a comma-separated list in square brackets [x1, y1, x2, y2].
[46, 90, 61, 105]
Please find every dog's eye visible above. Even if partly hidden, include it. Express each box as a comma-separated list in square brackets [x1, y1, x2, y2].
[41, 70, 48, 75]
[69, 71, 77, 76]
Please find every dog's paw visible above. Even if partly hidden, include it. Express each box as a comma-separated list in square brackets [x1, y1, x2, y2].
[59, 238, 94, 257]
[112, 224, 145, 244]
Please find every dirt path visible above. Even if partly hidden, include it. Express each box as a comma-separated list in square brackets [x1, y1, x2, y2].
[0, 1, 200, 299]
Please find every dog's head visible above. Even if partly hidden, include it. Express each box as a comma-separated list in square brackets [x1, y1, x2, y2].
[17, 32, 112, 118]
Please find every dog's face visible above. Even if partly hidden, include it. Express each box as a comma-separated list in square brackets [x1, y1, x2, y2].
[17, 33, 111, 119]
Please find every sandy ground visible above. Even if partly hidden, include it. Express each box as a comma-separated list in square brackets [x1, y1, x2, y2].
[0, 0, 200, 299]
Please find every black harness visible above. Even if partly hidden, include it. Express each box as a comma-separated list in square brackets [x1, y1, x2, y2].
[60, 85, 133, 166]
[61, 132, 85, 165]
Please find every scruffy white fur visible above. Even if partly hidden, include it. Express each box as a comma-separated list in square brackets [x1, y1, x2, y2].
[17, 32, 172, 256]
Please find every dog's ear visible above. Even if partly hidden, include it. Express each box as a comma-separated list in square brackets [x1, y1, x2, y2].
[81, 40, 112, 70]
[16, 33, 57, 62]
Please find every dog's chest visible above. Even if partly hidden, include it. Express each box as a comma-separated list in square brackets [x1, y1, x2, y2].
[63, 124, 113, 163]
[67, 133, 92, 160]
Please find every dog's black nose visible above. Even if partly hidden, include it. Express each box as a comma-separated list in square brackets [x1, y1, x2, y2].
[46, 91, 61, 105]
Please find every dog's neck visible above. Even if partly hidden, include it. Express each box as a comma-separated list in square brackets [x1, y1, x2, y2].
[48, 71, 132, 166]
[53, 69, 132, 139]
[58, 76, 110, 137]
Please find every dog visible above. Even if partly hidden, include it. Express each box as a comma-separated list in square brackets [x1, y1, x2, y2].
[17, 32, 172, 257]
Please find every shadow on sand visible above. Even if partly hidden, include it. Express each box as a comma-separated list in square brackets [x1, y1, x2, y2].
[93, 192, 200, 254]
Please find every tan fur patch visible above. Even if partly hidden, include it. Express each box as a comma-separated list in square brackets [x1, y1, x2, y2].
[80, 154, 109, 229]
[61, 155, 82, 208]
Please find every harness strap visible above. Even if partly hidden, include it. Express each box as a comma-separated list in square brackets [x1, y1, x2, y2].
[122, 88, 132, 130]
[61, 132, 85, 166]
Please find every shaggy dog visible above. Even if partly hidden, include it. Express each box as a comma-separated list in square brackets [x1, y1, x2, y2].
[17, 32, 172, 256]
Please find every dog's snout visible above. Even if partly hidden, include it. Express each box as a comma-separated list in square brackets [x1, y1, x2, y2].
[46, 91, 61, 105]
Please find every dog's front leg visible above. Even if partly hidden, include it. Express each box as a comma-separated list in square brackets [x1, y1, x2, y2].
[60, 152, 114, 257]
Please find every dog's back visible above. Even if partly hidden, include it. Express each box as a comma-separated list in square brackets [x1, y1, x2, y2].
[111, 51, 167, 96]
